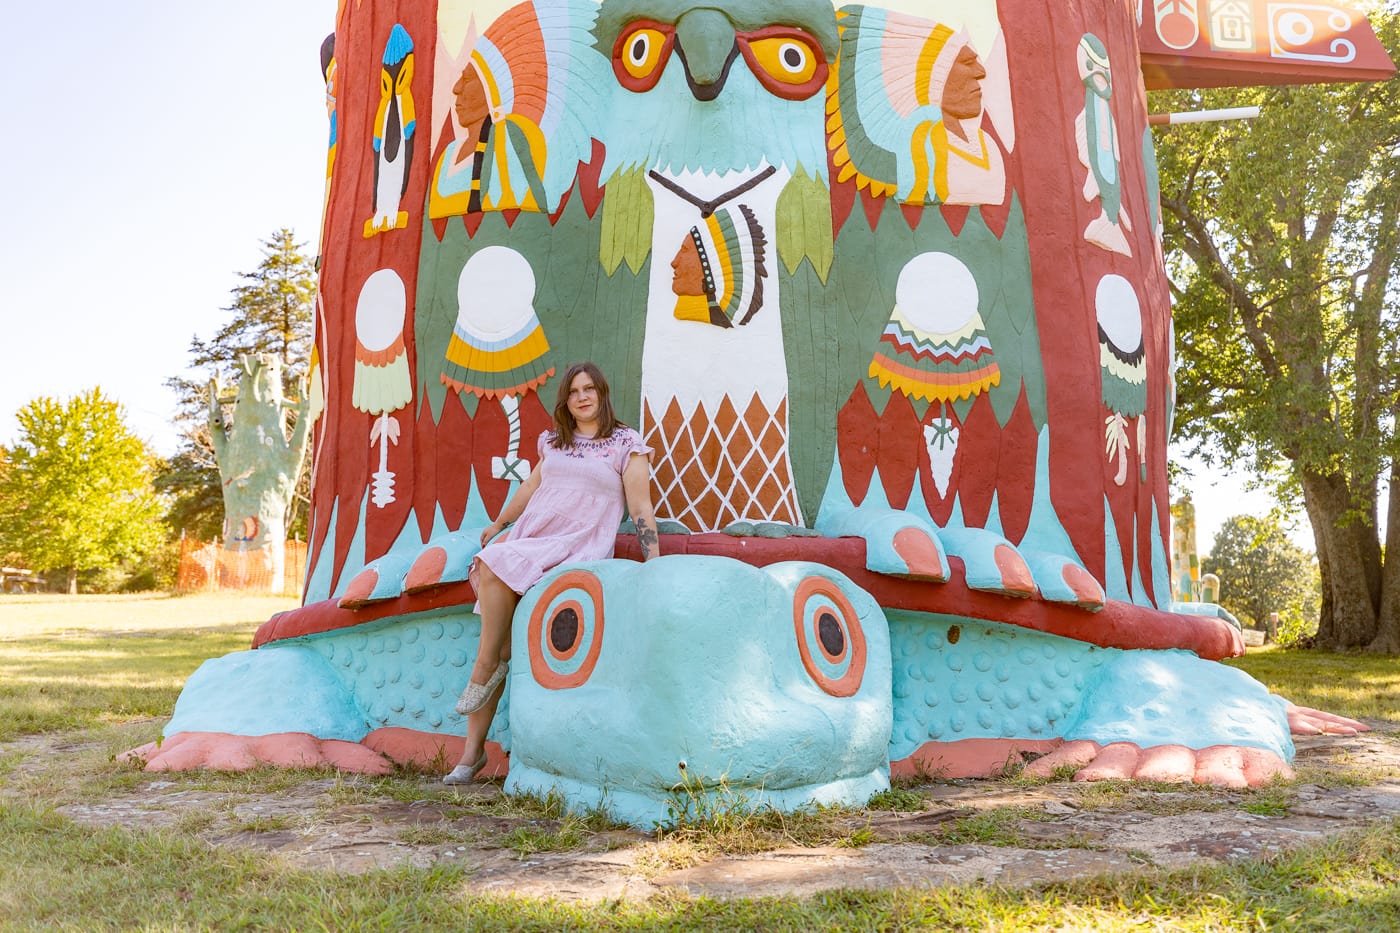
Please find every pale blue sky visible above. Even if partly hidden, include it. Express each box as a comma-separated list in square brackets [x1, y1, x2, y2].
[0, 0, 1285, 553]
[2, 1, 335, 453]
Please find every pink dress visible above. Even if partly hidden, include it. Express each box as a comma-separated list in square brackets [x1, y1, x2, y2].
[474, 427, 653, 594]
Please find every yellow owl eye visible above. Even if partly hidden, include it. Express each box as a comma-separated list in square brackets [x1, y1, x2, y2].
[737, 28, 828, 100]
[612, 20, 675, 92]
[750, 37, 817, 82]
[623, 29, 663, 76]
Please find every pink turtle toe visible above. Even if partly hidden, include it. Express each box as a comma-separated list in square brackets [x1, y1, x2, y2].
[127, 732, 393, 775]
[1287, 704, 1369, 736]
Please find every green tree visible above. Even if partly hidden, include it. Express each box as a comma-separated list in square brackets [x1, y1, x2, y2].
[1205, 515, 1319, 640]
[0, 447, 18, 568]
[154, 449, 223, 542]
[184, 227, 316, 399]
[0, 390, 165, 593]
[160, 229, 317, 540]
[1153, 11, 1400, 653]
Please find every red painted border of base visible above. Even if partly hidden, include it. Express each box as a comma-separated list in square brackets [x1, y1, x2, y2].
[363, 727, 508, 779]
[254, 580, 478, 647]
[122, 730, 510, 779]
[374, 735, 1066, 784]
[123, 731, 1291, 788]
[257, 534, 1242, 659]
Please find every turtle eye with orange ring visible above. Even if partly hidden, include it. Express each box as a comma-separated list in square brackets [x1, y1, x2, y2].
[527, 570, 605, 690]
[613, 20, 676, 93]
[737, 27, 828, 100]
[792, 576, 866, 697]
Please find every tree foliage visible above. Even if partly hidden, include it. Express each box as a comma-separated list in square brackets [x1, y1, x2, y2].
[0, 389, 165, 593]
[176, 227, 316, 410]
[154, 449, 224, 543]
[1153, 11, 1400, 652]
[1205, 515, 1319, 638]
[160, 229, 317, 540]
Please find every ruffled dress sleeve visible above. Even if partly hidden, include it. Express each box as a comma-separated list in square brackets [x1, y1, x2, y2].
[616, 427, 653, 472]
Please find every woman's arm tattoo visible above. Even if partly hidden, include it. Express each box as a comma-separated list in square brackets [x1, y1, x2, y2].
[636, 517, 660, 560]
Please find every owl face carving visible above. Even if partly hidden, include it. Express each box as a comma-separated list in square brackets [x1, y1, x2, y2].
[594, 0, 838, 176]
[596, 0, 838, 99]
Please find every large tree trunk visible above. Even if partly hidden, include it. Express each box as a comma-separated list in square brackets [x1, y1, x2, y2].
[1300, 469, 1380, 649]
[1303, 489, 1334, 643]
[1369, 460, 1400, 654]
[66, 567, 77, 595]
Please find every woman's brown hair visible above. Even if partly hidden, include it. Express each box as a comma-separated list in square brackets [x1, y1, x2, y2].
[551, 361, 620, 448]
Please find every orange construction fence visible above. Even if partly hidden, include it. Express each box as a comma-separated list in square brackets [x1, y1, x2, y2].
[176, 537, 307, 597]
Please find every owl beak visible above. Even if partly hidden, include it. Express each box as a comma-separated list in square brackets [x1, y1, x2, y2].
[674, 8, 739, 102]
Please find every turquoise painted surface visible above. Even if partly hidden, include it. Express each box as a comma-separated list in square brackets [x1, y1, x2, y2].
[304, 608, 511, 749]
[1063, 650, 1292, 757]
[166, 605, 510, 750]
[888, 611, 1105, 760]
[303, 498, 339, 604]
[504, 557, 892, 826]
[171, 547, 1294, 819]
[887, 610, 1293, 761]
[165, 646, 370, 742]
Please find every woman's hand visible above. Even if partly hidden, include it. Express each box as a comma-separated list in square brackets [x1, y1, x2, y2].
[481, 466, 542, 547]
[480, 520, 507, 547]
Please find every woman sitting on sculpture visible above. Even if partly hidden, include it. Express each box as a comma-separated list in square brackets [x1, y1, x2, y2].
[444, 361, 660, 784]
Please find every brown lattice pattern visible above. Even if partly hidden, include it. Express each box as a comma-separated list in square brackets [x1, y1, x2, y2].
[643, 394, 804, 532]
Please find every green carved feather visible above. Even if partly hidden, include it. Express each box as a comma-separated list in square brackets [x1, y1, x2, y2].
[600, 168, 654, 276]
[1102, 367, 1149, 419]
[777, 164, 834, 283]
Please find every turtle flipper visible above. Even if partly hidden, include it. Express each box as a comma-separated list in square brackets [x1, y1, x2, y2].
[816, 506, 950, 582]
[340, 529, 487, 608]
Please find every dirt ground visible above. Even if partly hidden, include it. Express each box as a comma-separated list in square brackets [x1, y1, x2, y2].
[9, 724, 1400, 901]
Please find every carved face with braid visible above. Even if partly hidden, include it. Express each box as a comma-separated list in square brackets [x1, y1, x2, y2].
[450, 64, 491, 163]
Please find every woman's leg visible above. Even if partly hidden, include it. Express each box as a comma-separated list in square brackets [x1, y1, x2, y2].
[449, 561, 519, 775]
[468, 561, 519, 685]
[455, 641, 511, 769]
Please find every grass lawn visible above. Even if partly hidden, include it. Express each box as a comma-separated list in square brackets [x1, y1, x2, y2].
[0, 594, 295, 742]
[0, 594, 1397, 930]
[1229, 645, 1400, 721]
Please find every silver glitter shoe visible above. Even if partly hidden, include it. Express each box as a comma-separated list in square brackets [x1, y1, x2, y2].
[442, 749, 489, 785]
[454, 660, 509, 715]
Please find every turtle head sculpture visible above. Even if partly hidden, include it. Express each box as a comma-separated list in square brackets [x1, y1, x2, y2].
[505, 558, 892, 824]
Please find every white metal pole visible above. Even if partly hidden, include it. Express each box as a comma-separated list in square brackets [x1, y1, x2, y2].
[1148, 106, 1261, 126]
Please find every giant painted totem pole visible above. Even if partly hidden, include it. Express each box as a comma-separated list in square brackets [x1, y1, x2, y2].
[130, 0, 1393, 825]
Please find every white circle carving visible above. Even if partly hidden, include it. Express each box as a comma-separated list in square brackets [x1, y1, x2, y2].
[895, 252, 979, 335]
[355, 269, 407, 352]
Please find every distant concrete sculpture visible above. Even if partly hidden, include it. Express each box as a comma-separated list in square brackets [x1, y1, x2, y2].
[1171, 494, 1201, 602]
[1201, 573, 1221, 605]
[1170, 496, 1241, 629]
[208, 355, 311, 593]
